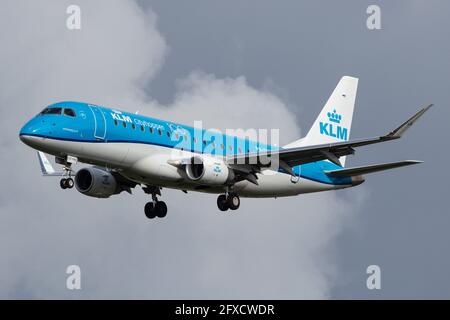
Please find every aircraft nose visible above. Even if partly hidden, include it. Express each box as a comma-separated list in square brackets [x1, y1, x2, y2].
[19, 133, 30, 144]
[19, 120, 36, 138]
[19, 118, 46, 146]
[19, 122, 35, 146]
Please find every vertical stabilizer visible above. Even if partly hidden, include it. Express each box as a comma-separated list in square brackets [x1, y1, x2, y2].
[284, 76, 359, 166]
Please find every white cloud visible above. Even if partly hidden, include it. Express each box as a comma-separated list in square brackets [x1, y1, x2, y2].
[0, 0, 363, 298]
[149, 71, 301, 146]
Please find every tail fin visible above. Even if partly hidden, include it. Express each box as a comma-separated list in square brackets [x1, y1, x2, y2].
[284, 76, 359, 166]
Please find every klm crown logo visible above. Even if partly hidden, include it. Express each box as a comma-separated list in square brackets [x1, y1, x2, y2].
[327, 109, 342, 124]
[320, 109, 348, 140]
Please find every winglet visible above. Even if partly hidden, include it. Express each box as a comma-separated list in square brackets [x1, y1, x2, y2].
[37, 151, 62, 176]
[387, 104, 433, 138]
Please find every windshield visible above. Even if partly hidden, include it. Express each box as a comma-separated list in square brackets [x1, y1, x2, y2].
[63, 108, 76, 117]
[39, 107, 62, 115]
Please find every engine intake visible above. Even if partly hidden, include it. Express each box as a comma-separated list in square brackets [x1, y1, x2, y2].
[75, 167, 120, 198]
[185, 156, 233, 185]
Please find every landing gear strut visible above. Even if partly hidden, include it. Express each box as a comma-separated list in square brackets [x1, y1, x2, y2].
[143, 186, 168, 219]
[217, 192, 240, 211]
[58, 156, 76, 190]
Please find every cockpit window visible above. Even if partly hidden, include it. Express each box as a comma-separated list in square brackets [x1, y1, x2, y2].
[63, 108, 76, 117]
[40, 107, 62, 115]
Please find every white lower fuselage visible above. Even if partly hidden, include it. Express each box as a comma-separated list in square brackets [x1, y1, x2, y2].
[23, 135, 351, 198]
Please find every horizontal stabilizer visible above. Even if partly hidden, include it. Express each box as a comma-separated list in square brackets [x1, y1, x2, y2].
[324, 160, 422, 177]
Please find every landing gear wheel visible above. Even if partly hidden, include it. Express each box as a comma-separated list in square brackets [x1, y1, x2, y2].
[144, 202, 156, 219]
[145, 201, 168, 219]
[65, 178, 74, 189]
[142, 186, 168, 220]
[227, 193, 240, 210]
[217, 195, 229, 211]
[155, 201, 168, 218]
[60, 178, 67, 189]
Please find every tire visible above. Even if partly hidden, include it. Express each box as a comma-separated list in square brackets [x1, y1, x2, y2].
[217, 195, 229, 211]
[60, 179, 67, 189]
[227, 194, 240, 210]
[144, 202, 156, 219]
[155, 201, 168, 218]
[65, 178, 74, 189]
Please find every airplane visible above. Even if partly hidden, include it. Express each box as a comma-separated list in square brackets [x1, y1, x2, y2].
[19, 76, 432, 220]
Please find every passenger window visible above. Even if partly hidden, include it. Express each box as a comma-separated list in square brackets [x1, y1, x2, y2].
[158, 129, 162, 136]
[149, 127, 154, 134]
[167, 131, 171, 138]
[140, 125, 144, 132]
[63, 108, 76, 117]
[40, 107, 62, 115]
[131, 124, 136, 130]
[123, 122, 127, 128]
[114, 120, 118, 126]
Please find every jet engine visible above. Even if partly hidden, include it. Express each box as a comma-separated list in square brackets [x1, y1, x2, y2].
[185, 156, 234, 185]
[75, 167, 120, 198]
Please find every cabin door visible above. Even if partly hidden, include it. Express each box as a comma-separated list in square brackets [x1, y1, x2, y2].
[89, 105, 106, 140]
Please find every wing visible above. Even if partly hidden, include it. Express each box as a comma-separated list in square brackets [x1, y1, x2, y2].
[324, 160, 422, 177]
[227, 104, 432, 175]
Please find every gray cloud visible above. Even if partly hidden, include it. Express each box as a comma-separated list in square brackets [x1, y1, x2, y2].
[0, 0, 366, 298]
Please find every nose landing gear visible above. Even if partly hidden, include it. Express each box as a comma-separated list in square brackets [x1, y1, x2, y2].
[60, 178, 74, 189]
[58, 156, 77, 190]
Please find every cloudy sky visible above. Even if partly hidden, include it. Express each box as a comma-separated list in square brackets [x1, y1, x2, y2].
[1, 0, 449, 299]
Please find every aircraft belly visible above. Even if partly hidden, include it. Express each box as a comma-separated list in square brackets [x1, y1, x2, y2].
[237, 171, 338, 198]
[79, 142, 129, 166]
[25, 136, 84, 160]
[33, 139, 346, 198]
[28, 138, 129, 167]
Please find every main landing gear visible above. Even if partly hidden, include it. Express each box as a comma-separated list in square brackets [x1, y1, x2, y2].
[217, 193, 240, 211]
[143, 186, 167, 219]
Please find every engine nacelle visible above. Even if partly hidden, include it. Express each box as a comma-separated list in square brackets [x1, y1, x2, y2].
[185, 156, 233, 185]
[75, 167, 119, 198]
